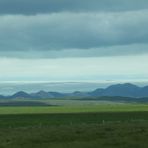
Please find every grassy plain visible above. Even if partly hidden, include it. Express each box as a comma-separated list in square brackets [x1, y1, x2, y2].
[0, 103, 148, 147]
[0, 103, 148, 114]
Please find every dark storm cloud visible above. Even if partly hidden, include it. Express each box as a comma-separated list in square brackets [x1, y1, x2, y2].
[0, 0, 148, 15]
[0, 1, 148, 58]
[0, 10, 148, 51]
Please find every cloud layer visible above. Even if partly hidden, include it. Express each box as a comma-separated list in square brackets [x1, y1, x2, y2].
[0, 0, 148, 82]
[0, 0, 148, 15]
[0, 10, 148, 58]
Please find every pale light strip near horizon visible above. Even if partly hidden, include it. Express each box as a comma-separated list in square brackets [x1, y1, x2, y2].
[0, 55, 148, 82]
[0, 0, 148, 82]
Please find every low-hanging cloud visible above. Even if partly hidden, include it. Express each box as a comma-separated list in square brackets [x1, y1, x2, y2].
[0, 10, 148, 58]
[0, 0, 148, 15]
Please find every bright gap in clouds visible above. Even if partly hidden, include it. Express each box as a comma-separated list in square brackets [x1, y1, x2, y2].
[0, 54, 148, 83]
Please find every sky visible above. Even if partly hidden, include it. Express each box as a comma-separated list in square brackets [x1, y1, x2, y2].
[0, 0, 148, 83]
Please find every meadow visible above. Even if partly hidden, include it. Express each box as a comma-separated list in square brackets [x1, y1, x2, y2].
[0, 103, 148, 114]
[0, 103, 148, 147]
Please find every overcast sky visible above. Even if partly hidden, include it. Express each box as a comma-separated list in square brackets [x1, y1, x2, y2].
[0, 0, 148, 83]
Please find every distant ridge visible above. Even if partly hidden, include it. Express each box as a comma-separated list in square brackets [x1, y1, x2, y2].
[1, 83, 148, 99]
[90, 83, 141, 98]
[11, 91, 32, 99]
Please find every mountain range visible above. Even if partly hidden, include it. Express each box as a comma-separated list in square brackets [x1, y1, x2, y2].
[1, 83, 148, 99]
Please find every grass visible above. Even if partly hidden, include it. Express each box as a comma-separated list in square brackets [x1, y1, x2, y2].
[0, 112, 148, 148]
[0, 112, 148, 127]
[0, 103, 148, 114]
[0, 104, 148, 147]
[1, 121, 148, 148]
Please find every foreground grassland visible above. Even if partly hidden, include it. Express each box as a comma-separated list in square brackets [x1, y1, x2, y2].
[0, 104, 148, 148]
[0, 112, 148, 148]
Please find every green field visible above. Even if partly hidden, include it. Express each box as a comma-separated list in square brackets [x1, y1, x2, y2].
[0, 104, 148, 147]
[0, 103, 148, 114]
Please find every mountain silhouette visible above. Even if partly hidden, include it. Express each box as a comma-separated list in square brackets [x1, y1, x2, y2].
[1, 83, 148, 99]
[90, 83, 141, 97]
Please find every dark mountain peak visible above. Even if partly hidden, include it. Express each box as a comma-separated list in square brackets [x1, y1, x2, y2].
[72, 91, 89, 97]
[12, 91, 31, 98]
[122, 83, 139, 88]
[38, 90, 47, 93]
[102, 83, 140, 97]
[31, 90, 51, 99]
[36, 90, 48, 95]
[48, 92, 65, 97]
[107, 83, 139, 89]
[73, 91, 82, 94]
[13, 91, 29, 95]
